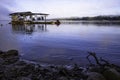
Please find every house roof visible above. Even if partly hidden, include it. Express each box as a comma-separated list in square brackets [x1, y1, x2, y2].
[9, 11, 49, 16]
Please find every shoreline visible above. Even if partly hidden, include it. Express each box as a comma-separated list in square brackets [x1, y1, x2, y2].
[0, 49, 120, 80]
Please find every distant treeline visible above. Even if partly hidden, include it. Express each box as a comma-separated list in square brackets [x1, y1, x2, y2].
[51, 15, 120, 21]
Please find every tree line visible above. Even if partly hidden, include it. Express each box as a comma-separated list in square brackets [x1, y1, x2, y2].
[51, 15, 120, 21]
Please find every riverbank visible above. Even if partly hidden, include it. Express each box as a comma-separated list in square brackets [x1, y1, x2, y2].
[0, 50, 120, 80]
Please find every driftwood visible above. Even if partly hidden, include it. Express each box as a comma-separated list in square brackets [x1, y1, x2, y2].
[86, 52, 120, 70]
[86, 52, 102, 66]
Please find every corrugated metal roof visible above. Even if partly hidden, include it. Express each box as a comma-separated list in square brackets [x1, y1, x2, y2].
[9, 11, 49, 16]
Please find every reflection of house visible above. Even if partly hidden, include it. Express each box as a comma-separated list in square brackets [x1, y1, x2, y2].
[9, 11, 50, 24]
[12, 24, 47, 34]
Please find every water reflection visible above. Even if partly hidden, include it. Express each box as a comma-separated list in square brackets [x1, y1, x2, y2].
[80, 21, 120, 26]
[61, 20, 120, 26]
[0, 21, 120, 65]
[12, 24, 48, 34]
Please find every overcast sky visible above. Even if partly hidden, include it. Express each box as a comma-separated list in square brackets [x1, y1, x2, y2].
[0, 0, 120, 19]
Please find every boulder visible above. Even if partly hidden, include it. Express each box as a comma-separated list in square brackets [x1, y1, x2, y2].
[87, 72, 106, 80]
[0, 58, 4, 65]
[15, 60, 27, 66]
[0, 65, 5, 79]
[2, 50, 19, 64]
[4, 66, 18, 79]
[1, 50, 18, 58]
[0, 50, 3, 54]
[17, 63, 35, 76]
[17, 77, 31, 80]
[4, 56, 19, 65]
[6, 50, 19, 57]
[103, 68, 120, 80]
[0, 51, 4, 58]
[58, 76, 68, 80]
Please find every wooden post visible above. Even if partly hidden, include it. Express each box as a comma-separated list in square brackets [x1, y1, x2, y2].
[44, 15, 46, 23]
[44, 15, 47, 27]
[29, 15, 32, 21]
[35, 15, 37, 21]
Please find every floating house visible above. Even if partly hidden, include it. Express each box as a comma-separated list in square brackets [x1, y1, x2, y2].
[9, 11, 58, 24]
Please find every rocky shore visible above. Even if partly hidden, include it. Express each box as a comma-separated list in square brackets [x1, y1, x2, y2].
[0, 50, 120, 80]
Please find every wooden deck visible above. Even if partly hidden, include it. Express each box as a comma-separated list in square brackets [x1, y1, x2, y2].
[10, 21, 60, 25]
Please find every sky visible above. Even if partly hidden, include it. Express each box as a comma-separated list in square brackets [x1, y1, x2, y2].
[0, 0, 120, 20]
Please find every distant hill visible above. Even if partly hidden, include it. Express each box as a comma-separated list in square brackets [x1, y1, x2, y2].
[50, 15, 120, 21]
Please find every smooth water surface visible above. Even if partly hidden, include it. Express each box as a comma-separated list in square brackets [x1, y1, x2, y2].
[0, 21, 120, 66]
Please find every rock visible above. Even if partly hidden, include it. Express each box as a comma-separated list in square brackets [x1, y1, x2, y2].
[31, 74, 42, 80]
[17, 63, 35, 76]
[88, 66, 105, 73]
[103, 68, 120, 80]
[6, 50, 19, 57]
[1, 50, 19, 64]
[15, 60, 27, 66]
[0, 50, 3, 54]
[58, 76, 68, 80]
[4, 66, 18, 79]
[0, 65, 5, 79]
[0, 51, 4, 58]
[0, 50, 19, 58]
[2, 50, 18, 58]
[0, 58, 4, 65]
[17, 77, 31, 80]
[87, 72, 106, 80]
[4, 56, 19, 65]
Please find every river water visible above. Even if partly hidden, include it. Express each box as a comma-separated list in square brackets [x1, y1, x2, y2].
[0, 21, 120, 66]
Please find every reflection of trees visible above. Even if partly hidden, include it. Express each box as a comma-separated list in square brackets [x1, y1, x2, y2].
[12, 24, 48, 34]
[80, 21, 120, 26]
[62, 21, 120, 26]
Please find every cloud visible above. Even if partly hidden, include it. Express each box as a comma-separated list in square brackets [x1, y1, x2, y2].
[0, 5, 10, 20]
[0, 0, 120, 19]
[0, 0, 18, 20]
[15, 0, 120, 18]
